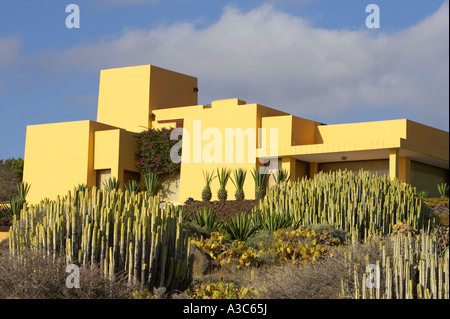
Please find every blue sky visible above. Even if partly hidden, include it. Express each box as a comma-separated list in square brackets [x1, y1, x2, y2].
[0, 0, 448, 160]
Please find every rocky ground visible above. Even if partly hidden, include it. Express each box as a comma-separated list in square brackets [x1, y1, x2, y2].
[179, 198, 259, 220]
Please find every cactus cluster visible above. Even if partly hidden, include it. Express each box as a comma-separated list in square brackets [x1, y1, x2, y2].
[257, 169, 439, 240]
[340, 232, 449, 299]
[8, 187, 194, 292]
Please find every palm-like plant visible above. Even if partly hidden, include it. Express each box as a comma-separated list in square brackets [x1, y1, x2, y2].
[217, 168, 231, 201]
[143, 172, 161, 196]
[231, 169, 247, 200]
[201, 170, 216, 201]
[272, 169, 291, 185]
[251, 167, 270, 200]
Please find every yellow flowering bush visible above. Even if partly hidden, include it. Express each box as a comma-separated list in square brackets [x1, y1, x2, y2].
[392, 220, 420, 237]
[269, 228, 333, 264]
[192, 232, 262, 269]
[189, 280, 259, 299]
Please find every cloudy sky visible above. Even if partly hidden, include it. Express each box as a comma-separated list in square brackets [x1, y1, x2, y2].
[0, 0, 448, 159]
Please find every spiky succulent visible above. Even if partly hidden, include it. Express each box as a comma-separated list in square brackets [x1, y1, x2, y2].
[272, 168, 291, 185]
[217, 168, 231, 201]
[251, 167, 270, 200]
[231, 169, 247, 200]
[201, 170, 216, 201]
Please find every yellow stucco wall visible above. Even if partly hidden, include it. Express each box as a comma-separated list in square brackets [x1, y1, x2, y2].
[315, 119, 408, 145]
[149, 65, 198, 111]
[23, 121, 117, 204]
[176, 99, 260, 201]
[97, 65, 152, 133]
[22, 65, 449, 204]
[94, 129, 140, 188]
[97, 65, 198, 133]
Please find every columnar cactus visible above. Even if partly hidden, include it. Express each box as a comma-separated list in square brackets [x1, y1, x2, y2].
[257, 169, 439, 240]
[9, 187, 194, 292]
[340, 233, 449, 299]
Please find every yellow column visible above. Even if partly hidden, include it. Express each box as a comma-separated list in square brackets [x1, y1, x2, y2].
[281, 157, 296, 182]
[399, 156, 411, 184]
[310, 162, 319, 179]
[389, 149, 399, 180]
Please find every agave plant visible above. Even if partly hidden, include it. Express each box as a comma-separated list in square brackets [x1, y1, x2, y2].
[231, 169, 247, 200]
[251, 167, 270, 200]
[201, 170, 216, 201]
[417, 190, 430, 199]
[193, 207, 224, 233]
[217, 168, 231, 201]
[103, 177, 121, 193]
[272, 169, 291, 185]
[125, 179, 141, 194]
[17, 182, 31, 201]
[256, 210, 298, 231]
[143, 172, 161, 196]
[3, 197, 25, 219]
[75, 183, 90, 193]
[223, 212, 259, 241]
[438, 182, 449, 198]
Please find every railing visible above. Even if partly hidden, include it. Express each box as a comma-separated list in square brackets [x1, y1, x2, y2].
[0, 201, 11, 210]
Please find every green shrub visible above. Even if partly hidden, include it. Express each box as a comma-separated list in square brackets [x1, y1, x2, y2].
[246, 229, 275, 250]
[305, 224, 347, 245]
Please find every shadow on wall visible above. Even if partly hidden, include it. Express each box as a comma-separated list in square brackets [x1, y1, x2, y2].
[159, 172, 180, 202]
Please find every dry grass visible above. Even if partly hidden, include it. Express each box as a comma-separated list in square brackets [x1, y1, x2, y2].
[249, 237, 390, 299]
[0, 234, 424, 299]
[0, 250, 140, 299]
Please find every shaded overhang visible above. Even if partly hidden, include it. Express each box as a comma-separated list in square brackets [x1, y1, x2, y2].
[257, 138, 449, 169]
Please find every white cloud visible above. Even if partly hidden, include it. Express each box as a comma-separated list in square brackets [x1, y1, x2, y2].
[0, 37, 22, 69]
[35, 2, 449, 130]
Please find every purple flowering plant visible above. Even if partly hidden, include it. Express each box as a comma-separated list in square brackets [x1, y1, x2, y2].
[135, 127, 181, 176]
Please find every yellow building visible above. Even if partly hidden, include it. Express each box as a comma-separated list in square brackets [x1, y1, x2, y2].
[23, 65, 449, 204]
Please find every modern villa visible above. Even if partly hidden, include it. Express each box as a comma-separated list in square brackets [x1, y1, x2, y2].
[23, 65, 449, 204]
